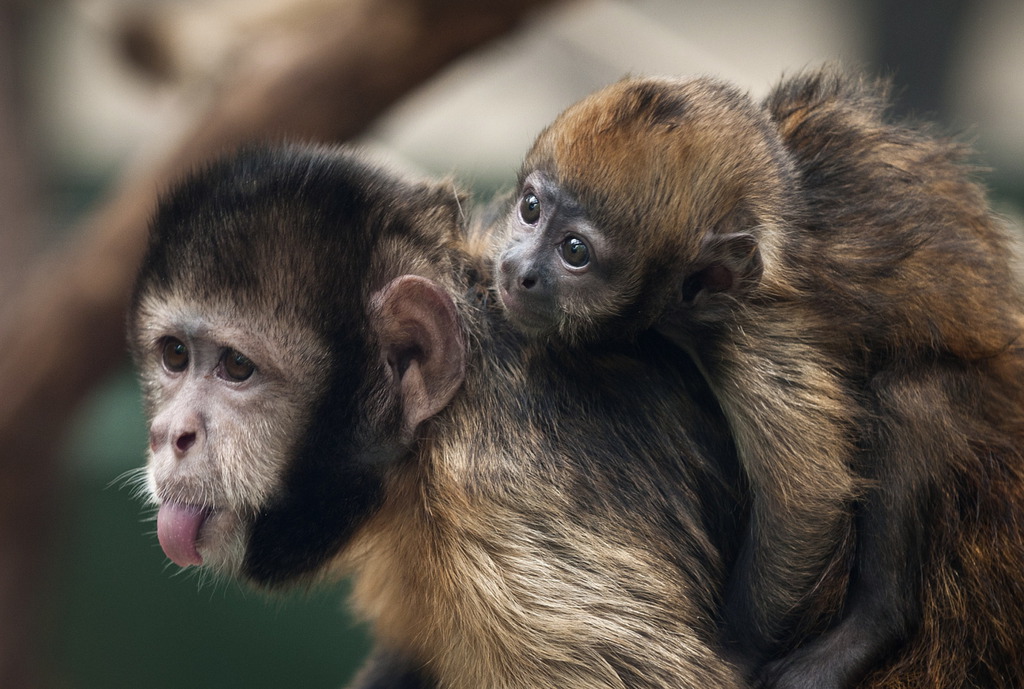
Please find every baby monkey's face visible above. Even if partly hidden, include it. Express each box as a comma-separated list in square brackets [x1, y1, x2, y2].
[495, 170, 630, 343]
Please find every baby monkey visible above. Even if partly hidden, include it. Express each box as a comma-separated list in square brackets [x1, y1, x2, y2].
[495, 69, 1024, 689]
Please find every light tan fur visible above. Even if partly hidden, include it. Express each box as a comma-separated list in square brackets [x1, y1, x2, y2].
[342, 393, 742, 689]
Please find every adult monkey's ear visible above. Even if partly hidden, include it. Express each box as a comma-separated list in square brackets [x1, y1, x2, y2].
[681, 232, 764, 304]
[371, 275, 466, 438]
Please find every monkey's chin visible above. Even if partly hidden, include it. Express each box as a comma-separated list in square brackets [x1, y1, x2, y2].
[194, 508, 247, 576]
[497, 286, 556, 336]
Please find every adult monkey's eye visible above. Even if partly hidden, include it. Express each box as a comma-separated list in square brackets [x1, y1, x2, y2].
[519, 192, 541, 224]
[561, 236, 590, 268]
[223, 349, 256, 382]
[162, 338, 189, 372]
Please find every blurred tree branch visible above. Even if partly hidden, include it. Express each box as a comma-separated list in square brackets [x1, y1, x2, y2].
[0, 0, 41, 305]
[0, 0, 557, 685]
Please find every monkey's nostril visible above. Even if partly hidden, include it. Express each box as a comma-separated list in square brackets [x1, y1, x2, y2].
[521, 276, 537, 290]
[175, 432, 197, 454]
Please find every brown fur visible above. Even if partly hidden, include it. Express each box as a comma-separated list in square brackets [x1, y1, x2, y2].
[339, 287, 751, 689]
[129, 127, 1024, 688]
[129, 145, 750, 688]
[507, 74, 862, 668]
[496, 67, 1024, 688]
[768, 68, 1024, 689]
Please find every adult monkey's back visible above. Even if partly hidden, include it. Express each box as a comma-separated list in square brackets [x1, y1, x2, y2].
[128, 144, 747, 688]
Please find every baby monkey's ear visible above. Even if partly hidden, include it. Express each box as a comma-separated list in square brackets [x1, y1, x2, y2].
[680, 232, 763, 305]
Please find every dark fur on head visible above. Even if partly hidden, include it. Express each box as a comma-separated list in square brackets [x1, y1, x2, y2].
[130, 145, 469, 585]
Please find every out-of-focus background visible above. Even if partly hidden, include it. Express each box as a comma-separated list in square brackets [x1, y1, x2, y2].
[1, 0, 1021, 687]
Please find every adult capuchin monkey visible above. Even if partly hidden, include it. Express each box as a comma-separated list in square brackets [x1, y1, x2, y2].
[127, 144, 751, 689]
[492, 67, 1024, 688]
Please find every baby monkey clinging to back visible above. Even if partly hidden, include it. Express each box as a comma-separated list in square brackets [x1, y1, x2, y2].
[495, 69, 1024, 689]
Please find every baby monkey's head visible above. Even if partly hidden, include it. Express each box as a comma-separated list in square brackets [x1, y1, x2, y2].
[496, 76, 795, 345]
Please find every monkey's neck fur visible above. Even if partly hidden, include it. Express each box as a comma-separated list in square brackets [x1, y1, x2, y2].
[341, 291, 743, 689]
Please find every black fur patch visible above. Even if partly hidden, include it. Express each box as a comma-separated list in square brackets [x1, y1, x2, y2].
[616, 81, 689, 128]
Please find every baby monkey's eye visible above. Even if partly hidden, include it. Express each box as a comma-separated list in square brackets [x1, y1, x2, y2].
[561, 236, 590, 268]
[162, 337, 189, 372]
[519, 192, 541, 224]
[222, 349, 256, 382]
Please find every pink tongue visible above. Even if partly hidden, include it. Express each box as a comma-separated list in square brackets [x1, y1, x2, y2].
[157, 503, 210, 567]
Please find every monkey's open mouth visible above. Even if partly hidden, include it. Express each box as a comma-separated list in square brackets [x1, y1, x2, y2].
[157, 502, 213, 567]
